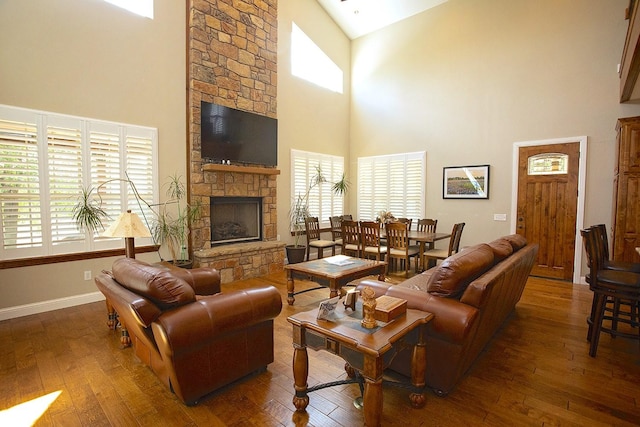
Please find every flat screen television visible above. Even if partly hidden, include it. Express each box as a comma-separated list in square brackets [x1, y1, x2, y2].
[200, 101, 278, 167]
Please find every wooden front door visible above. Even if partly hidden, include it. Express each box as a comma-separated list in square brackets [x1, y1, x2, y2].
[516, 142, 580, 281]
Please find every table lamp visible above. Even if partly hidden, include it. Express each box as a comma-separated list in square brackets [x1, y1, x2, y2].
[102, 210, 151, 259]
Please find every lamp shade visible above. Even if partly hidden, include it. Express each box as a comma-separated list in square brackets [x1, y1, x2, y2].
[102, 210, 151, 238]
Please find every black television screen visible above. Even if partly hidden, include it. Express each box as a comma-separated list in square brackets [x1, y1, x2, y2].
[200, 101, 278, 167]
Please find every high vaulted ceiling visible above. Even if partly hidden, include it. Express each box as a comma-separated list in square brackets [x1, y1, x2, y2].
[316, 0, 449, 39]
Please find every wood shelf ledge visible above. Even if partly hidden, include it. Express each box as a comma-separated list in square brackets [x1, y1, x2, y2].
[202, 164, 281, 175]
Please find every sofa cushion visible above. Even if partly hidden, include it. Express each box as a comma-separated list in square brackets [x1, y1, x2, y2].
[501, 234, 527, 251]
[112, 258, 196, 310]
[427, 243, 495, 298]
[487, 238, 514, 263]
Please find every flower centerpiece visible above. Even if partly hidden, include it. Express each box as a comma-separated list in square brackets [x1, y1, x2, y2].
[376, 210, 395, 224]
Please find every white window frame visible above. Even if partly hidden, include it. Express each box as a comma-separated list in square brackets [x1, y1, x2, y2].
[291, 22, 344, 94]
[291, 149, 344, 229]
[357, 152, 426, 222]
[0, 104, 158, 260]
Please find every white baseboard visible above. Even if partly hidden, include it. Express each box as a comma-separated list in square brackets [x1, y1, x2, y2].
[0, 292, 106, 321]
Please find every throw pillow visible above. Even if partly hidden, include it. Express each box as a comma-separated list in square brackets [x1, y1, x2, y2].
[427, 243, 495, 298]
[487, 238, 514, 263]
[501, 234, 527, 251]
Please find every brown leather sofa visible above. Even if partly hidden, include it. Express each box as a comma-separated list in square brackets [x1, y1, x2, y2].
[357, 234, 538, 396]
[94, 258, 282, 405]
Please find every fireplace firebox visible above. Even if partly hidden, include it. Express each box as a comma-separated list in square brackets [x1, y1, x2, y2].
[210, 197, 262, 245]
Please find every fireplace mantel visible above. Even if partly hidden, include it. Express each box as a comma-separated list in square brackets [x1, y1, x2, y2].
[202, 164, 281, 175]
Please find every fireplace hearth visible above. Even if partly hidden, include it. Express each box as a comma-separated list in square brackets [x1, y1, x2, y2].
[210, 196, 262, 245]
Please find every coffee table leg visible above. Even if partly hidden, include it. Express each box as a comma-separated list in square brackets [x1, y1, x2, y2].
[409, 327, 427, 408]
[363, 378, 383, 426]
[292, 346, 309, 411]
[287, 271, 295, 305]
[329, 278, 339, 299]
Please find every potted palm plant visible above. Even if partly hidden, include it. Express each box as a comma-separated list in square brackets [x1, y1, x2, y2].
[286, 167, 349, 264]
[72, 173, 201, 266]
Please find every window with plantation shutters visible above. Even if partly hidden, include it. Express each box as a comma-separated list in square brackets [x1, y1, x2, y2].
[0, 104, 157, 260]
[125, 132, 155, 230]
[0, 112, 42, 256]
[357, 152, 426, 222]
[291, 149, 344, 229]
[46, 117, 85, 250]
[90, 123, 123, 243]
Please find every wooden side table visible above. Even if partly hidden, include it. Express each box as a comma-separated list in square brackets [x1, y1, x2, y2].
[287, 305, 433, 426]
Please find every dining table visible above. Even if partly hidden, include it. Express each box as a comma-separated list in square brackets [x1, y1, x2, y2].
[381, 229, 451, 272]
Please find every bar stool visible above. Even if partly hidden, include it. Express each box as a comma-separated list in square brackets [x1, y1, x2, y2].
[586, 225, 640, 340]
[581, 227, 640, 357]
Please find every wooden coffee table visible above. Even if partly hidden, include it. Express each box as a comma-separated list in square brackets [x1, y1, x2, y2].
[288, 304, 433, 426]
[284, 256, 386, 305]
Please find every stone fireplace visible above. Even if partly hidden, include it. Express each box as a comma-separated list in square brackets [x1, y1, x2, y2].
[210, 196, 262, 245]
[191, 166, 284, 283]
[187, 0, 281, 283]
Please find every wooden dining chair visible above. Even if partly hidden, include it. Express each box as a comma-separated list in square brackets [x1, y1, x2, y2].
[581, 227, 640, 357]
[395, 217, 413, 230]
[329, 216, 343, 247]
[385, 221, 419, 277]
[304, 217, 336, 261]
[341, 220, 362, 258]
[422, 222, 465, 269]
[360, 221, 387, 262]
[417, 218, 437, 233]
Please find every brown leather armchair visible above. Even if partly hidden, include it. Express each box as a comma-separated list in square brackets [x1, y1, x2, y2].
[94, 258, 282, 405]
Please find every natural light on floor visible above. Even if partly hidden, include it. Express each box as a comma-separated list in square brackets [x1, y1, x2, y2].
[0, 390, 62, 426]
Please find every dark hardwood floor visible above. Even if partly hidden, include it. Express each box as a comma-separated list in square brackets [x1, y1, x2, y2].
[1, 271, 639, 426]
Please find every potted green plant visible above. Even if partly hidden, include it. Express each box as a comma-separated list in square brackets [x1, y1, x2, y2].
[72, 173, 201, 266]
[286, 167, 349, 264]
[151, 174, 202, 267]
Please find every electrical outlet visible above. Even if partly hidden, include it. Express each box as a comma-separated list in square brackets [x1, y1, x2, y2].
[84, 271, 92, 281]
[493, 213, 507, 221]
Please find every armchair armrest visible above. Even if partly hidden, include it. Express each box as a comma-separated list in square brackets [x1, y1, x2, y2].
[152, 286, 282, 356]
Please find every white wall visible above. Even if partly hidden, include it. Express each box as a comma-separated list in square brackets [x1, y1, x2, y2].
[276, 0, 352, 242]
[349, 0, 640, 255]
[0, 0, 185, 311]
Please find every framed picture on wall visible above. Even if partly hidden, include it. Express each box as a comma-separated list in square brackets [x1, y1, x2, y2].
[443, 165, 490, 199]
